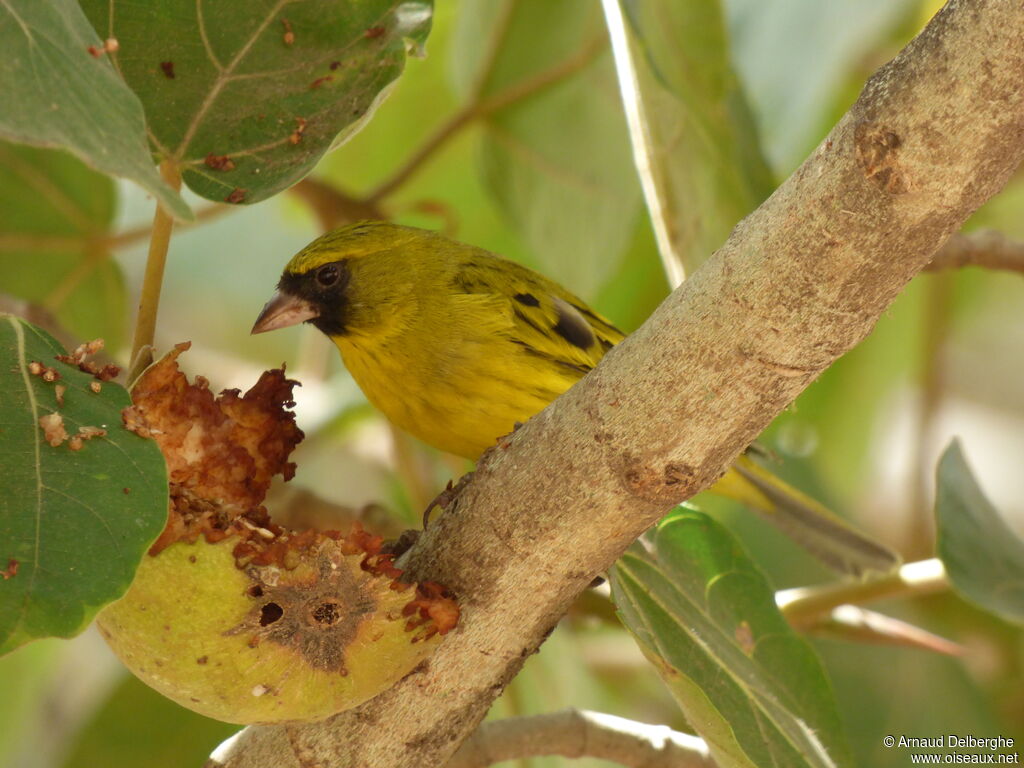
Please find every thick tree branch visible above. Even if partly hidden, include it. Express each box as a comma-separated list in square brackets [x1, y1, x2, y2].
[447, 710, 714, 768]
[210, 2, 1024, 766]
[926, 229, 1024, 274]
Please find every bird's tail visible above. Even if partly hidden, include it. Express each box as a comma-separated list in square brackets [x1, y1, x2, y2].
[712, 454, 900, 578]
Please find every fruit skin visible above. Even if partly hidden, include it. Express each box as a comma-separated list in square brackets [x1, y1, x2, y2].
[97, 535, 441, 725]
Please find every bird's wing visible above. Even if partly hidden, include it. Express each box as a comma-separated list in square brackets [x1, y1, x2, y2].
[451, 256, 626, 375]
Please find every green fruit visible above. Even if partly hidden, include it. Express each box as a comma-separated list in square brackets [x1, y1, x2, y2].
[98, 534, 441, 724]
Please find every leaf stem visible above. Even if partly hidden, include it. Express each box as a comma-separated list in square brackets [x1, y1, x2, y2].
[776, 558, 949, 629]
[129, 160, 182, 372]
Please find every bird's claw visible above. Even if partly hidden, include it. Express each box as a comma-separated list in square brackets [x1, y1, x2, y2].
[422, 472, 474, 529]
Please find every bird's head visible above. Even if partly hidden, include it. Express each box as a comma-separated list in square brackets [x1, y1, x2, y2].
[251, 221, 426, 339]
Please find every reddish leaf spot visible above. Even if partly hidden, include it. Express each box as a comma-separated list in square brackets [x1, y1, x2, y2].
[364, 26, 386, 39]
[329, 61, 341, 71]
[309, 75, 334, 90]
[225, 188, 247, 204]
[281, 18, 294, 46]
[1, 559, 18, 580]
[87, 45, 102, 58]
[160, 61, 175, 79]
[735, 620, 755, 655]
[288, 117, 308, 145]
[204, 153, 236, 172]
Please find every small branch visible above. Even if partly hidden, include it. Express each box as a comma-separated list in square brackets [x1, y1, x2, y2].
[289, 178, 385, 230]
[0, 204, 231, 255]
[42, 241, 109, 312]
[475, 36, 607, 117]
[926, 229, 1024, 274]
[364, 108, 477, 204]
[129, 160, 182, 374]
[811, 605, 964, 656]
[777, 559, 949, 630]
[106, 202, 233, 250]
[364, 36, 606, 204]
[907, 271, 954, 557]
[447, 709, 714, 768]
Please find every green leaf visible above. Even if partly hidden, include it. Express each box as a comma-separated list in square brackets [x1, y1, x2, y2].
[611, 507, 851, 768]
[0, 639, 64, 768]
[0, 316, 168, 654]
[0, 142, 126, 351]
[725, 0, 916, 173]
[936, 440, 1024, 625]
[61, 673, 237, 768]
[616, 0, 774, 278]
[79, 0, 433, 205]
[0, 0, 190, 219]
[451, 0, 642, 298]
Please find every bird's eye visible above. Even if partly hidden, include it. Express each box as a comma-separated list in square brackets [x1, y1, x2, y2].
[316, 264, 340, 287]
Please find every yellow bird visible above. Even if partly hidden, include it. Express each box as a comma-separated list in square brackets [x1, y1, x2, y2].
[253, 221, 897, 577]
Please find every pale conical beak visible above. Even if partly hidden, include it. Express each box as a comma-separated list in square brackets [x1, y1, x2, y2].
[251, 291, 319, 334]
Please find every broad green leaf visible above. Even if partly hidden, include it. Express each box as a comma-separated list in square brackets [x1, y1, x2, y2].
[936, 440, 1024, 625]
[724, 0, 916, 173]
[80, 0, 433, 205]
[0, 0, 189, 219]
[62, 673, 237, 768]
[612, 0, 774, 280]
[0, 316, 168, 654]
[450, 0, 642, 297]
[0, 142, 126, 352]
[612, 507, 851, 768]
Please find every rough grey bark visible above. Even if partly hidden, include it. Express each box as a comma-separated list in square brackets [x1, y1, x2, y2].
[209, 1, 1024, 766]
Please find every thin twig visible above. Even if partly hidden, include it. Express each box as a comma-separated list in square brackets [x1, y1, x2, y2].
[289, 178, 386, 229]
[809, 605, 963, 656]
[926, 229, 1024, 274]
[447, 709, 714, 768]
[908, 271, 954, 557]
[107, 202, 233, 249]
[364, 36, 607, 204]
[0, 203, 233, 256]
[776, 559, 949, 630]
[42, 241, 110, 312]
[129, 160, 182, 374]
[364, 108, 478, 204]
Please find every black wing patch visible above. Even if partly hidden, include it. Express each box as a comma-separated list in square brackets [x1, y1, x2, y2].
[552, 298, 595, 350]
[514, 292, 540, 307]
[510, 340, 592, 375]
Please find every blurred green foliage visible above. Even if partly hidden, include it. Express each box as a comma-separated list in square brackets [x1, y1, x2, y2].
[0, 0, 1022, 767]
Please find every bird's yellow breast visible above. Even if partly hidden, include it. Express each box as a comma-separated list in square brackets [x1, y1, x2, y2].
[332, 312, 576, 460]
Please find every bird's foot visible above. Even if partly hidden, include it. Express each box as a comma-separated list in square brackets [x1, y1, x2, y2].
[422, 471, 474, 529]
[380, 528, 421, 558]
